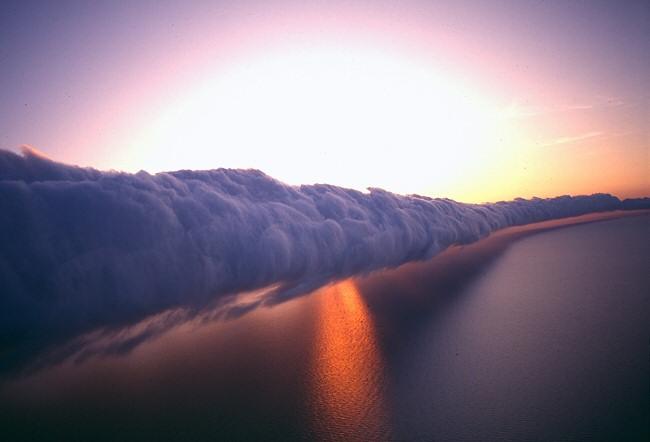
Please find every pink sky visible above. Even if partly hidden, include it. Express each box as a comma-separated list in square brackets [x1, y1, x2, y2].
[2, 0, 648, 202]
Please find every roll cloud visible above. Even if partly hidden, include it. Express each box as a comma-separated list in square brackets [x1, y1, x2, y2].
[0, 147, 644, 342]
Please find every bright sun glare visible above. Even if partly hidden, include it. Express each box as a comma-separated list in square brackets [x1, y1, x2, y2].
[125, 46, 502, 195]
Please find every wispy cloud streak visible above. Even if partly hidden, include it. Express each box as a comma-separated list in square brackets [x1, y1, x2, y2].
[539, 131, 603, 147]
[501, 96, 628, 120]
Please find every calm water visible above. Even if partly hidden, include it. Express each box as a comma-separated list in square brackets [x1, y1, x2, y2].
[1, 215, 648, 441]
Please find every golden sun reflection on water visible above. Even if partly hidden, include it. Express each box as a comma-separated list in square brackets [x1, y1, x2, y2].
[308, 279, 390, 441]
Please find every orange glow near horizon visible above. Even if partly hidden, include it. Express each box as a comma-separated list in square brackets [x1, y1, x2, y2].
[309, 279, 390, 440]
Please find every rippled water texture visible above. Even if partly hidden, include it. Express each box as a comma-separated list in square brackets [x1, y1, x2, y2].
[1, 214, 648, 441]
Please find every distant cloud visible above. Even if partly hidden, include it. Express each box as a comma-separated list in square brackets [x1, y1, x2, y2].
[0, 148, 646, 368]
[595, 96, 627, 108]
[539, 131, 603, 147]
[565, 104, 594, 111]
[502, 96, 627, 120]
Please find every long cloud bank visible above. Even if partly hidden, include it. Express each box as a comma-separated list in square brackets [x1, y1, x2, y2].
[1, 147, 648, 347]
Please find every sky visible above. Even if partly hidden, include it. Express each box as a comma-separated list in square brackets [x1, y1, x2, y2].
[1, 0, 648, 202]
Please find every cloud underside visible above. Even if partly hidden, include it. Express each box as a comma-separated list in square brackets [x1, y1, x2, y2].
[1, 148, 648, 347]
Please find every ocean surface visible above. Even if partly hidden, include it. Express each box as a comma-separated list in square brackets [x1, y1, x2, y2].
[1, 214, 648, 441]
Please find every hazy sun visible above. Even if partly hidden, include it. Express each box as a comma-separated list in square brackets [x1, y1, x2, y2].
[124, 45, 500, 195]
